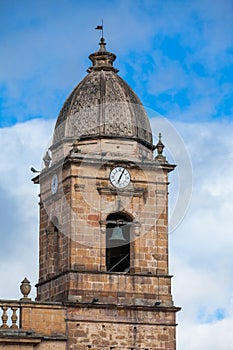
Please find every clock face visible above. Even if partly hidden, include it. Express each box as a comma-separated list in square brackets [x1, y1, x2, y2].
[110, 167, 130, 189]
[51, 174, 58, 194]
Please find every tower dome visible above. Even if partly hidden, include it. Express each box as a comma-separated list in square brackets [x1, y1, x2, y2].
[53, 38, 153, 150]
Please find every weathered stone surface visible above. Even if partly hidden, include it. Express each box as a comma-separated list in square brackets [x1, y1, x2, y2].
[53, 39, 153, 150]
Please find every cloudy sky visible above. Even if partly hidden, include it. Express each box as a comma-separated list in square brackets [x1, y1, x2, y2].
[0, 0, 233, 349]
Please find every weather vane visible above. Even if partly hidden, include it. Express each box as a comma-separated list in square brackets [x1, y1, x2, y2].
[95, 19, 104, 37]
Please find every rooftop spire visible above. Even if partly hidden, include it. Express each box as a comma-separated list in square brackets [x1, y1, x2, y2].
[95, 20, 104, 38]
[87, 37, 119, 73]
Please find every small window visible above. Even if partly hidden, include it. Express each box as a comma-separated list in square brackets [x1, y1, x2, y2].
[106, 212, 132, 272]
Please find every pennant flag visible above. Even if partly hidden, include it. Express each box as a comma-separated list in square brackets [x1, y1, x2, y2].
[95, 25, 103, 30]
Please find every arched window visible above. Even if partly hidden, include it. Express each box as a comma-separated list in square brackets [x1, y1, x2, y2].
[106, 212, 132, 273]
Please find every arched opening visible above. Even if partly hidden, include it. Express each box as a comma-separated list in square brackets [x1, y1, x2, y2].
[47, 217, 60, 275]
[106, 212, 132, 273]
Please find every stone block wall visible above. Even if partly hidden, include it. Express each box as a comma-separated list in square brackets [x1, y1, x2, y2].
[66, 304, 178, 350]
[37, 152, 172, 302]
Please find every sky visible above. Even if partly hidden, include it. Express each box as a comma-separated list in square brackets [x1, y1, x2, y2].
[0, 0, 233, 349]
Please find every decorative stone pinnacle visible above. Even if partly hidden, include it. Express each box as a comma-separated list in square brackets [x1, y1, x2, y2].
[155, 133, 167, 162]
[43, 151, 51, 168]
[20, 278, 31, 301]
[156, 133, 164, 155]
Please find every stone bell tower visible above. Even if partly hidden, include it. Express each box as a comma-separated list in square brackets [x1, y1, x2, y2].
[35, 37, 180, 350]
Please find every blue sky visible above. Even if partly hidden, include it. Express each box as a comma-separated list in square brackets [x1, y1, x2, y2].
[1, 1, 233, 349]
[0, 0, 232, 128]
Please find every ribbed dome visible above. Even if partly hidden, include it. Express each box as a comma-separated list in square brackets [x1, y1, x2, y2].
[53, 38, 153, 150]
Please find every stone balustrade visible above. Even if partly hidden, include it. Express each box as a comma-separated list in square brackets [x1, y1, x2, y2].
[0, 301, 20, 329]
[0, 278, 31, 329]
[0, 299, 67, 349]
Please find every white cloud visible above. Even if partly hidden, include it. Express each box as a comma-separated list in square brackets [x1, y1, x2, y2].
[178, 315, 233, 350]
[168, 120, 233, 349]
[0, 118, 54, 299]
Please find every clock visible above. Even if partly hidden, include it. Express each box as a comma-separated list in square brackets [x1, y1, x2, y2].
[51, 174, 58, 194]
[110, 166, 130, 189]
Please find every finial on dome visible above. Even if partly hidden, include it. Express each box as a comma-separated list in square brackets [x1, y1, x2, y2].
[87, 28, 119, 73]
[99, 37, 107, 52]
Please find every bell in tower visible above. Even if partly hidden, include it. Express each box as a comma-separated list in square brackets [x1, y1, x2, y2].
[106, 213, 131, 273]
[109, 225, 126, 242]
[33, 36, 181, 350]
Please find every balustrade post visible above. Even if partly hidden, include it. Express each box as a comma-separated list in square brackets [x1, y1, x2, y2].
[1, 306, 9, 328]
[10, 306, 18, 329]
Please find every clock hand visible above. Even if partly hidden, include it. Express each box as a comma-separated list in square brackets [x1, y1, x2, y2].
[118, 169, 125, 183]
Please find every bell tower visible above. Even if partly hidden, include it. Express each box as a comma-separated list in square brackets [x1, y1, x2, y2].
[34, 37, 180, 350]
